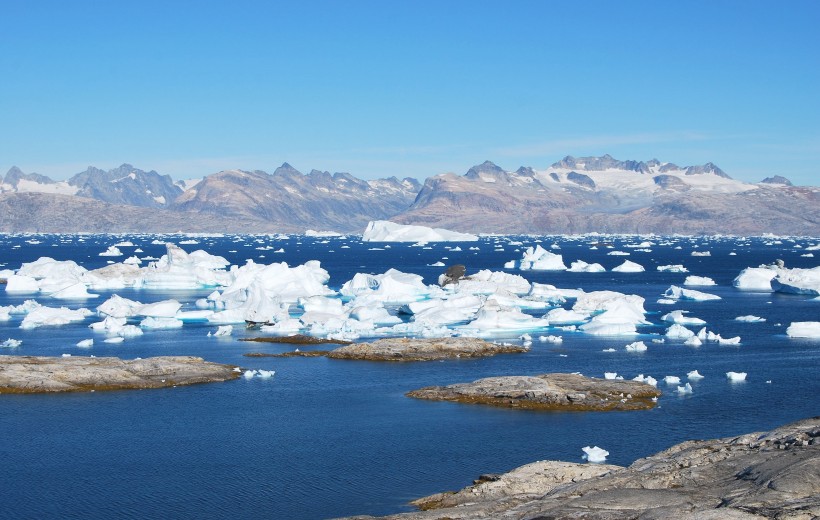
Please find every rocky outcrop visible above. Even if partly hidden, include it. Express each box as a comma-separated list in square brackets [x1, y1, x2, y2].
[326, 337, 527, 362]
[407, 373, 661, 411]
[0, 355, 240, 393]
[344, 417, 820, 519]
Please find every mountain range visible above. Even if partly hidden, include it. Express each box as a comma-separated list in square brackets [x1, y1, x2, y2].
[1, 155, 817, 235]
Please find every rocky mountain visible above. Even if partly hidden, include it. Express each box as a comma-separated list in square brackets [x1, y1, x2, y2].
[0, 156, 817, 234]
[394, 157, 820, 235]
[67, 164, 183, 208]
[172, 163, 421, 231]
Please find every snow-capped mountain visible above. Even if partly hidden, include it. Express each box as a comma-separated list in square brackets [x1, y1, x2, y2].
[172, 163, 421, 231]
[0, 155, 816, 234]
[396, 156, 819, 235]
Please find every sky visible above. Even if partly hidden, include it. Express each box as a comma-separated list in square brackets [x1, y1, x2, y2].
[1, 0, 818, 184]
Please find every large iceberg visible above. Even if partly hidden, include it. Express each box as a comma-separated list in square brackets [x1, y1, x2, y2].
[786, 322, 820, 338]
[517, 246, 567, 271]
[362, 220, 478, 242]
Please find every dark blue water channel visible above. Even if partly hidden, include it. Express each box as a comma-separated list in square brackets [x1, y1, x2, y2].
[0, 233, 818, 519]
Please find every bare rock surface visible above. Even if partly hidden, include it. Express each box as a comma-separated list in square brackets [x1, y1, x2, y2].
[341, 417, 820, 520]
[407, 373, 661, 411]
[326, 337, 527, 362]
[0, 355, 240, 393]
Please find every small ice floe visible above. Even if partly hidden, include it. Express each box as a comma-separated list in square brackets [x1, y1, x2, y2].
[429, 261, 446, 267]
[717, 336, 741, 345]
[664, 285, 721, 301]
[684, 336, 702, 347]
[786, 321, 820, 338]
[209, 325, 233, 337]
[684, 275, 716, 286]
[632, 374, 657, 387]
[582, 446, 609, 463]
[602, 348, 616, 352]
[1, 338, 22, 348]
[665, 324, 695, 339]
[607, 251, 630, 256]
[735, 315, 765, 323]
[656, 298, 676, 305]
[99, 246, 123, 257]
[123, 256, 142, 265]
[664, 376, 681, 385]
[687, 370, 704, 380]
[657, 264, 688, 273]
[604, 372, 619, 380]
[103, 337, 125, 344]
[76, 339, 94, 348]
[243, 369, 275, 379]
[625, 341, 647, 352]
[726, 371, 747, 382]
[691, 251, 711, 257]
[61, 353, 72, 357]
[662, 310, 706, 326]
[677, 383, 693, 395]
[539, 335, 563, 344]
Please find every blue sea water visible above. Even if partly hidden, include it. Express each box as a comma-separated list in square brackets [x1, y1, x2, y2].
[0, 233, 818, 519]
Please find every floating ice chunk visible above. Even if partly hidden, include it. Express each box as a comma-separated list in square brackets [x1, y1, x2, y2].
[136, 299, 182, 318]
[604, 372, 618, 380]
[517, 245, 567, 271]
[662, 310, 706, 326]
[602, 348, 616, 352]
[718, 336, 741, 345]
[735, 315, 765, 323]
[76, 339, 94, 348]
[140, 317, 184, 329]
[456, 299, 549, 336]
[684, 336, 702, 346]
[656, 298, 676, 305]
[607, 251, 630, 256]
[103, 337, 125, 344]
[99, 246, 123, 257]
[429, 261, 446, 267]
[503, 260, 516, 269]
[20, 306, 92, 329]
[677, 383, 693, 394]
[771, 266, 820, 296]
[664, 285, 721, 301]
[214, 325, 233, 336]
[625, 341, 647, 352]
[362, 220, 478, 242]
[657, 265, 688, 273]
[51, 282, 99, 300]
[256, 369, 275, 378]
[786, 322, 820, 338]
[665, 324, 695, 339]
[123, 256, 142, 265]
[568, 260, 605, 273]
[582, 446, 609, 463]
[341, 269, 431, 303]
[540, 335, 563, 344]
[113, 241, 134, 247]
[243, 370, 257, 379]
[664, 376, 681, 385]
[687, 370, 704, 380]
[684, 276, 716, 286]
[5, 275, 40, 293]
[543, 308, 588, 325]
[632, 374, 657, 386]
[691, 251, 711, 256]
[733, 266, 778, 291]
[453, 269, 532, 296]
[726, 371, 747, 381]
[611, 260, 645, 273]
[62, 353, 71, 357]
[407, 294, 482, 326]
[1, 338, 22, 348]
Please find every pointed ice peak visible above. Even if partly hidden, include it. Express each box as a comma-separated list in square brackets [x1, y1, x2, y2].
[685, 162, 730, 179]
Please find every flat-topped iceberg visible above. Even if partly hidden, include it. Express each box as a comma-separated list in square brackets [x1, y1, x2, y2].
[516, 245, 567, 271]
[664, 285, 721, 301]
[786, 322, 820, 338]
[362, 220, 478, 242]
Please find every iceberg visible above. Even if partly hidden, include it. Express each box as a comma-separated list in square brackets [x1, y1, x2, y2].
[684, 276, 716, 286]
[99, 246, 123, 257]
[664, 285, 721, 301]
[735, 315, 765, 323]
[661, 310, 706, 326]
[76, 339, 94, 348]
[624, 341, 647, 352]
[677, 383, 693, 395]
[657, 265, 688, 273]
[20, 306, 92, 329]
[611, 260, 645, 273]
[456, 299, 549, 336]
[632, 374, 657, 386]
[726, 371, 747, 382]
[1, 338, 22, 348]
[517, 245, 567, 271]
[136, 299, 182, 318]
[664, 376, 681, 385]
[684, 336, 702, 346]
[581, 446, 609, 463]
[140, 317, 184, 329]
[665, 324, 695, 339]
[786, 321, 820, 338]
[733, 266, 778, 291]
[5, 275, 41, 293]
[568, 260, 606, 273]
[362, 220, 478, 242]
[687, 370, 704, 380]
[771, 266, 820, 296]
[97, 295, 144, 318]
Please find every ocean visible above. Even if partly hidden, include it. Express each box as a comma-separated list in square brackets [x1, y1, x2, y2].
[1, 233, 818, 519]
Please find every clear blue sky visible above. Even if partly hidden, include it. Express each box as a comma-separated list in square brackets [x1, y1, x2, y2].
[1, 0, 818, 184]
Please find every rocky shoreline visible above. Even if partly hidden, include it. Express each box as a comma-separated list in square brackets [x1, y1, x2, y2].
[407, 373, 662, 412]
[0, 355, 240, 393]
[342, 417, 820, 519]
[326, 337, 527, 361]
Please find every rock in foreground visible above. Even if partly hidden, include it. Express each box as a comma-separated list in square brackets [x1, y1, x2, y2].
[344, 417, 820, 519]
[407, 373, 661, 411]
[326, 337, 526, 362]
[0, 355, 240, 393]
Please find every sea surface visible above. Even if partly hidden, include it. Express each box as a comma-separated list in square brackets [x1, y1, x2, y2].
[1, 233, 819, 519]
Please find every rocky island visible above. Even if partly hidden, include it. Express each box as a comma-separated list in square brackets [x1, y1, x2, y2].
[326, 337, 527, 361]
[407, 373, 662, 411]
[0, 355, 240, 393]
[345, 417, 820, 519]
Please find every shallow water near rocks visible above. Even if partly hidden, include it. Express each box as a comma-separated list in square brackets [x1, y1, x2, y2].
[1, 233, 818, 519]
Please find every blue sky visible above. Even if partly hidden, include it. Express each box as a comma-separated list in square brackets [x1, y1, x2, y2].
[1, 0, 818, 184]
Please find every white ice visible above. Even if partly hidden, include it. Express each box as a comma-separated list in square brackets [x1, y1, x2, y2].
[582, 446, 609, 463]
[362, 220, 478, 242]
[786, 321, 820, 338]
[726, 371, 747, 382]
[664, 285, 721, 301]
[684, 276, 716, 286]
[611, 260, 645, 273]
